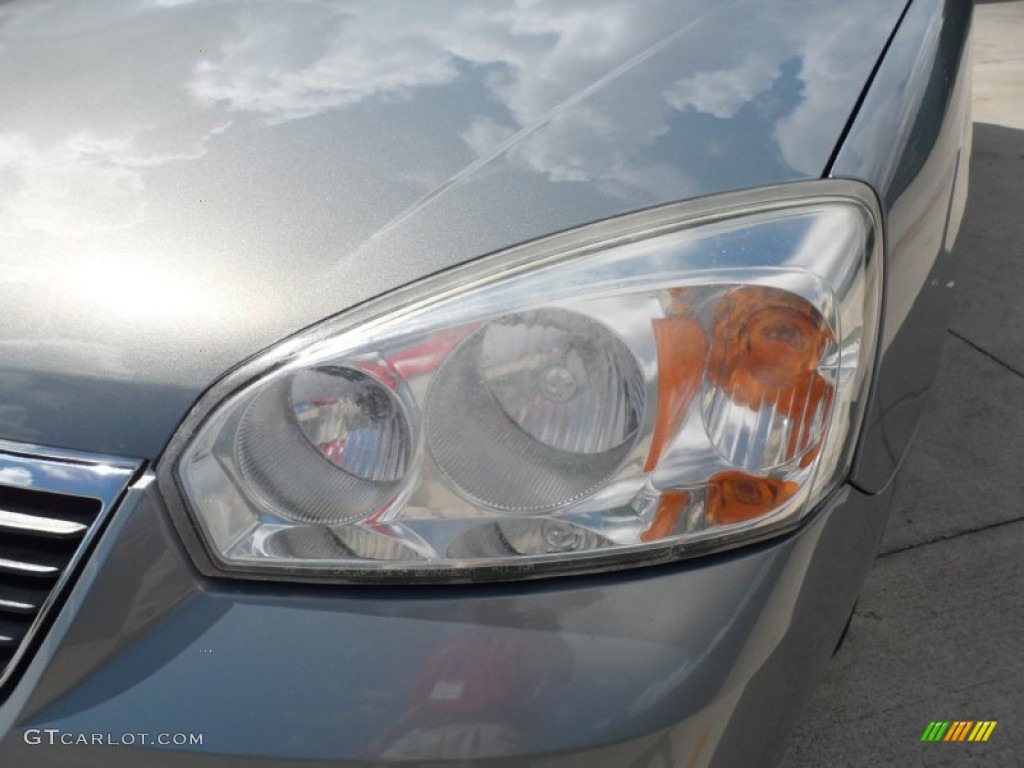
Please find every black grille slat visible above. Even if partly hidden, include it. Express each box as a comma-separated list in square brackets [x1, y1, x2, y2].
[0, 490, 92, 584]
[0, 597, 38, 615]
[0, 527, 85, 559]
[0, 615, 33, 648]
[0, 445, 138, 695]
[0, 582, 50, 615]
[0, 539, 71, 577]
[0, 485, 100, 528]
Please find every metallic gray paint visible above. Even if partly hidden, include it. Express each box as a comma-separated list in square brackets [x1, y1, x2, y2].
[0, 0, 975, 764]
[0, 477, 891, 766]
[832, 0, 973, 492]
[0, 0, 906, 459]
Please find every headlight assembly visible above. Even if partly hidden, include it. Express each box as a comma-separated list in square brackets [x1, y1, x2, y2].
[161, 180, 882, 583]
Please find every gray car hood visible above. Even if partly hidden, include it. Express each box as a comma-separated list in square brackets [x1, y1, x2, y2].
[0, 0, 906, 459]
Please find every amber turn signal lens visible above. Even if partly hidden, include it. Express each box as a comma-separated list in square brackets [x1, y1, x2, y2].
[706, 472, 799, 526]
[703, 285, 837, 468]
[785, 371, 835, 466]
[644, 314, 708, 471]
[640, 490, 690, 542]
[709, 286, 832, 408]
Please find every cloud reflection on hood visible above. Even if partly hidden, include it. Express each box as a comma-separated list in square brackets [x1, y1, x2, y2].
[181, 0, 898, 204]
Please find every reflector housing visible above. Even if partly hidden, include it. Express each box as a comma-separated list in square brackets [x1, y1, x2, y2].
[167, 181, 882, 583]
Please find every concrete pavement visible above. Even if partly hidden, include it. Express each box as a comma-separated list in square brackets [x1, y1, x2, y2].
[782, 2, 1024, 765]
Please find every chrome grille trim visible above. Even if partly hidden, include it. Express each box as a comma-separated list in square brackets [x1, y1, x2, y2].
[0, 597, 36, 614]
[0, 439, 139, 691]
[0, 557, 61, 577]
[0, 509, 88, 538]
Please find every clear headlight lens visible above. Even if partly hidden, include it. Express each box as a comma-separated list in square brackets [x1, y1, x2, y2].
[170, 181, 881, 583]
[425, 308, 646, 512]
